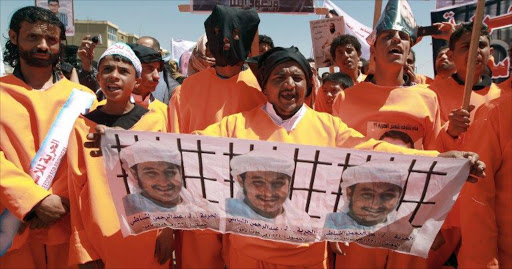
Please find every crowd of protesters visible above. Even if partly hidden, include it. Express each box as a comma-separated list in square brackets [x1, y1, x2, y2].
[0, 2, 510, 269]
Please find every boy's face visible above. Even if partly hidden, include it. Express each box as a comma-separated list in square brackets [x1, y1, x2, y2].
[449, 32, 493, 78]
[322, 81, 343, 105]
[97, 56, 140, 102]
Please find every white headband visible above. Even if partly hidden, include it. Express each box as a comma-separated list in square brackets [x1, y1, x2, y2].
[230, 149, 295, 178]
[98, 42, 142, 77]
[340, 160, 408, 190]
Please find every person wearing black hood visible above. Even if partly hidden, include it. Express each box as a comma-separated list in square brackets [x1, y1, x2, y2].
[170, 5, 266, 269]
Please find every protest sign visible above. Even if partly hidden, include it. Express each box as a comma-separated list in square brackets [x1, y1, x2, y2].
[431, 0, 511, 81]
[102, 130, 470, 258]
[170, 39, 196, 76]
[310, 17, 345, 68]
[35, 0, 75, 36]
[322, 0, 372, 60]
[191, 0, 314, 13]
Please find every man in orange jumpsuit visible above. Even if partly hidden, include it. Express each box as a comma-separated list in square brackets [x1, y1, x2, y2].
[169, 5, 266, 268]
[0, 6, 96, 268]
[429, 23, 505, 126]
[198, 46, 485, 269]
[67, 43, 172, 268]
[467, 93, 511, 268]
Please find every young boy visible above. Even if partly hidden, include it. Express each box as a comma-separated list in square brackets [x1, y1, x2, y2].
[314, 72, 354, 114]
[66, 43, 172, 268]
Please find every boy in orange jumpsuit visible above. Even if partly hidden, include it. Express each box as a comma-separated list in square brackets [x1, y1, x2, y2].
[66, 43, 172, 268]
[314, 72, 353, 114]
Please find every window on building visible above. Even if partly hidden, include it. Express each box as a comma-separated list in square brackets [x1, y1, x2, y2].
[108, 27, 117, 42]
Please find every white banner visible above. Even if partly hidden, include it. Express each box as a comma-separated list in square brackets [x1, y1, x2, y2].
[102, 130, 470, 258]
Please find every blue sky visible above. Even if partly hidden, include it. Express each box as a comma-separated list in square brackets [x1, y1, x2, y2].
[1, 0, 439, 76]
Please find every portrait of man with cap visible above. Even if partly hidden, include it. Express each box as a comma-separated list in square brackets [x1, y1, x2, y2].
[120, 140, 212, 216]
[226, 150, 311, 224]
[324, 161, 406, 231]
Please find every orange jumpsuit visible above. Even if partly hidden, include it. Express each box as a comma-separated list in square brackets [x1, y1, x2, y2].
[67, 111, 168, 268]
[169, 67, 266, 134]
[331, 81, 457, 268]
[429, 75, 506, 268]
[416, 74, 434, 85]
[199, 105, 438, 269]
[99, 96, 168, 128]
[458, 93, 511, 269]
[429, 75, 505, 124]
[0, 75, 95, 268]
[169, 67, 266, 269]
[332, 81, 455, 151]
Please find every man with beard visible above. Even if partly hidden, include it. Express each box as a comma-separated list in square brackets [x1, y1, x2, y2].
[324, 161, 405, 231]
[0, 6, 96, 268]
[321, 23, 342, 66]
[330, 34, 366, 83]
[433, 45, 456, 81]
[169, 5, 266, 268]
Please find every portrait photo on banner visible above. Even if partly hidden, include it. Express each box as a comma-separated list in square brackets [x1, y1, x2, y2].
[101, 129, 470, 258]
[35, 0, 75, 36]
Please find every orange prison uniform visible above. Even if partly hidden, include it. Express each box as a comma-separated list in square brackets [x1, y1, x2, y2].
[169, 67, 266, 134]
[429, 75, 505, 124]
[0, 75, 95, 268]
[332, 82, 455, 151]
[67, 111, 168, 268]
[331, 81, 457, 268]
[498, 76, 511, 92]
[428, 75, 505, 268]
[169, 67, 266, 269]
[458, 94, 512, 269]
[198, 105, 438, 269]
[99, 97, 168, 127]
[416, 74, 434, 85]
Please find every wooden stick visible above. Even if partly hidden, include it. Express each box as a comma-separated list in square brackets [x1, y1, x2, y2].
[373, 0, 383, 28]
[462, 0, 486, 110]
[251, 30, 260, 57]
[178, 4, 191, 12]
[314, 7, 329, 15]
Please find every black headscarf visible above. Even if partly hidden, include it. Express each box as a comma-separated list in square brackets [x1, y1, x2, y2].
[128, 43, 162, 64]
[204, 5, 260, 67]
[257, 46, 313, 97]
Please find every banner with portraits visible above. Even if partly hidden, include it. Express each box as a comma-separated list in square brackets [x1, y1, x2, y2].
[191, 0, 315, 13]
[35, 0, 75, 36]
[102, 130, 470, 258]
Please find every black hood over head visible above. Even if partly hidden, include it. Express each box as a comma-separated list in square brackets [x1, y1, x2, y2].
[204, 5, 260, 67]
